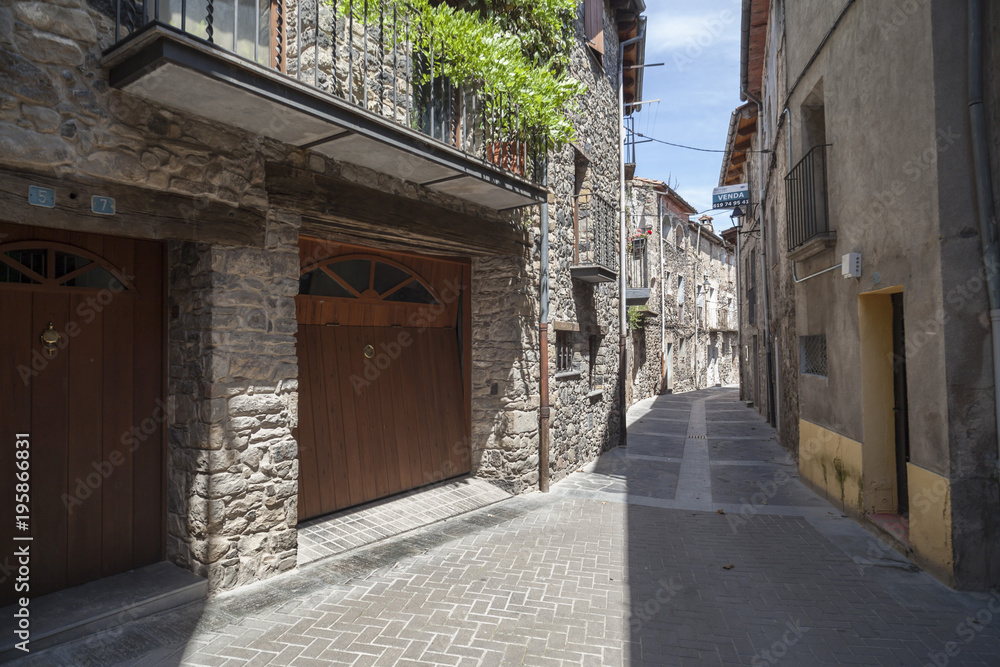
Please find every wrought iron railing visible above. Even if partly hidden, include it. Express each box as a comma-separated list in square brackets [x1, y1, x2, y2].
[785, 144, 830, 250]
[111, 0, 546, 184]
[573, 193, 618, 273]
[627, 236, 648, 289]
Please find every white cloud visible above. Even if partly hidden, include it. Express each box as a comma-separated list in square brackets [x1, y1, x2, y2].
[644, 5, 741, 56]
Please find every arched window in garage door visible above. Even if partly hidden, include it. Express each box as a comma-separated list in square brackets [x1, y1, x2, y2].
[299, 254, 440, 304]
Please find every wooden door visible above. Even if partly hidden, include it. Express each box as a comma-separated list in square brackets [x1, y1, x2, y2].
[0, 224, 164, 606]
[295, 240, 471, 520]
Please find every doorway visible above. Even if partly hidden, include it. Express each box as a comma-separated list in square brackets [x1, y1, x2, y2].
[0, 224, 166, 606]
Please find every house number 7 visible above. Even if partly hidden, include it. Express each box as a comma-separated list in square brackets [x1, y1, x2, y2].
[92, 195, 116, 215]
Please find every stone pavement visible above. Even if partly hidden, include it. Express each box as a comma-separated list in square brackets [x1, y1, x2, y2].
[12, 388, 1000, 666]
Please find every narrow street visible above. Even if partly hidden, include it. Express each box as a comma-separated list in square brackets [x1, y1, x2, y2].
[19, 389, 1000, 667]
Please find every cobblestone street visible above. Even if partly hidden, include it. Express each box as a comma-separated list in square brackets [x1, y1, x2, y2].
[17, 388, 1000, 666]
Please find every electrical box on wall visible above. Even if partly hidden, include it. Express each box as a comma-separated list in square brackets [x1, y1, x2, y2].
[842, 253, 861, 279]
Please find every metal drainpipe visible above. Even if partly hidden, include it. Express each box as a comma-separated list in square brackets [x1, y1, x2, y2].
[619, 23, 646, 447]
[693, 223, 703, 388]
[968, 0, 1000, 472]
[735, 223, 743, 401]
[539, 170, 550, 492]
[659, 195, 666, 391]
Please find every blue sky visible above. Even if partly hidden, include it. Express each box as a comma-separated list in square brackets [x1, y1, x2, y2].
[631, 0, 744, 227]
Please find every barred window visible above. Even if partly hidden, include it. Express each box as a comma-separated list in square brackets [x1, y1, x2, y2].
[800, 335, 828, 377]
[557, 331, 573, 372]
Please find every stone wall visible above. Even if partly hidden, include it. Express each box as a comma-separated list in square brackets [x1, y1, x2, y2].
[625, 180, 664, 404]
[543, 5, 624, 483]
[166, 209, 301, 591]
[470, 250, 541, 494]
[624, 181, 739, 406]
[1, 0, 634, 594]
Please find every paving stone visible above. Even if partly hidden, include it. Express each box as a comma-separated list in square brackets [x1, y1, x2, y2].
[23, 388, 1000, 667]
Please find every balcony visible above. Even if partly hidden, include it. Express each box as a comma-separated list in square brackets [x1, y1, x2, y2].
[571, 193, 618, 283]
[625, 236, 649, 304]
[102, 0, 547, 210]
[711, 310, 736, 332]
[785, 144, 835, 259]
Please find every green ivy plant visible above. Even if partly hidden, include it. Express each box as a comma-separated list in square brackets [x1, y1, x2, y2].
[627, 306, 644, 331]
[335, 0, 586, 149]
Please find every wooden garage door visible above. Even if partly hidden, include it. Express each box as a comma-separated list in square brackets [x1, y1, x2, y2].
[0, 224, 164, 607]
[295, 240, 471, 520]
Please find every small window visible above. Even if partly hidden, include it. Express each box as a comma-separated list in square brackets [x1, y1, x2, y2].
[557, 330, 573, 372]
[800, 335, 828, 377]
[589, 334, 601, 389]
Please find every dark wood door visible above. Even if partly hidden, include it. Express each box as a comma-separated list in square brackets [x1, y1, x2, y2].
[0, 224, 164, 606]
[295, 240, 470, 520]
[892, 292, 910, 516]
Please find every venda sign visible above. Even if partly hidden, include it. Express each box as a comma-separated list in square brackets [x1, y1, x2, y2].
[712, 184, 750, 209]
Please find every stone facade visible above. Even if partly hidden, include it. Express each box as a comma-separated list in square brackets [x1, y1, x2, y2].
[0, 0, 639, 598]
[165, 210, 301, 590]
[624, 179, 739, 409]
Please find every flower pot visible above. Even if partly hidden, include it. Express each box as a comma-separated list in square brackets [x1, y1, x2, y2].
[486, 141, 526, 177]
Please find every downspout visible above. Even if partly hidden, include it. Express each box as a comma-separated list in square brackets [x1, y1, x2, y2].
[693, 223, 703, 388]
[968, 0, 1000, 471]
[659, 195, 666, 392]
[735, 223, 743, 401]
[619, 20, 646, 447]
[539, 171, 550, 492]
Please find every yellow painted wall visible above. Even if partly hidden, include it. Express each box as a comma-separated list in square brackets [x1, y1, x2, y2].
[799, 419, 864, 512]
[907, 463, 954, 580]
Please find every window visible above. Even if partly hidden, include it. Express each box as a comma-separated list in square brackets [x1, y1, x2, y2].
[557, 330, 573, 372]
[589, 334, 602, 389]
[800, 335, 828, 376]
[675, 225, 684, 248]
[299, 256, 439, 304]
[0, 242, 132, 291]
[677, 276, 685, 303]
[584, 0, 605, 55]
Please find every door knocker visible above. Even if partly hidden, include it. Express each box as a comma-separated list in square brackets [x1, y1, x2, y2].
[40, 322, 62, 358]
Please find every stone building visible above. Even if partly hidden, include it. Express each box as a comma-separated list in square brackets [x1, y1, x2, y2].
[0, 0, 646, 611]
[623, 177, 739, 408]
[722, 0, 1000, 588]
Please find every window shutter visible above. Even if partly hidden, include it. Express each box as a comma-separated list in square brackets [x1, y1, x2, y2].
[585, 0, 605, 55]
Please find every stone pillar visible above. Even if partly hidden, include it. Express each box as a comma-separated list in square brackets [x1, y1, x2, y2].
[166, 210, 301, 591]
[470, 250, 541, 494]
